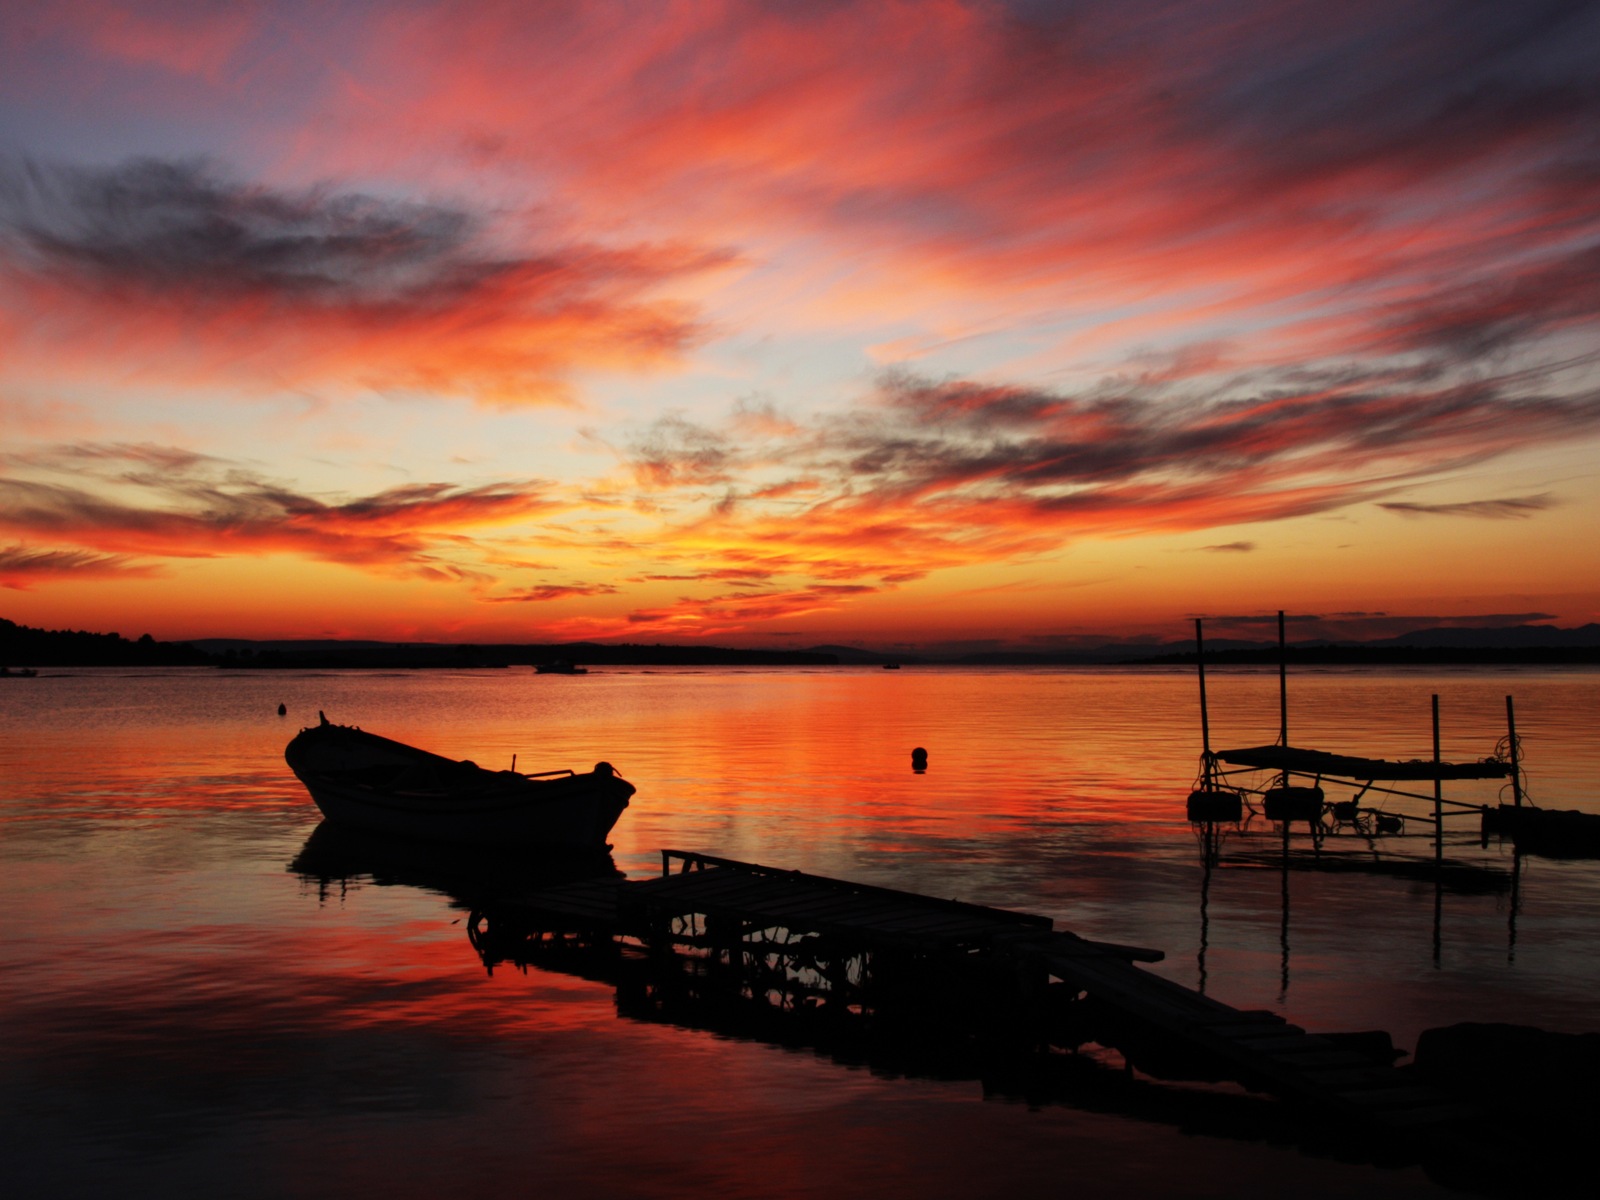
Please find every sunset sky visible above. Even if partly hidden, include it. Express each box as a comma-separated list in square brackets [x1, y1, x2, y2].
[3, 0, 1598, 651]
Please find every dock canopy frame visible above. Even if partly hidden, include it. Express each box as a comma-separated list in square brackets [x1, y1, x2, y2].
[1217, 744, 1510, 782]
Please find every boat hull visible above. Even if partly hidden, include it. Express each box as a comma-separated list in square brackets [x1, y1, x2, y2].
[285, 721, 633, 850]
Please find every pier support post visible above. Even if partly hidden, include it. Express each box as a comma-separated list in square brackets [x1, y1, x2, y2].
[1506, 695, 1523, 810]
[1196, 618, 1214, 786]
[1432, 695, 1443, 865]
[1277, 610, 1288, 750]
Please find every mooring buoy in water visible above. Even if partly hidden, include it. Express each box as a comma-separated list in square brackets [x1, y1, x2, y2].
[277, 703, 287, 716]
[911, 746, 928, 772]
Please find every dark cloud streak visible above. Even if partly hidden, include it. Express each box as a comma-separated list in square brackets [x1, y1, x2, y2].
[0, 543, 154, 588]
[1380, 494, 1555, 519]
[0, 156, 480, 302]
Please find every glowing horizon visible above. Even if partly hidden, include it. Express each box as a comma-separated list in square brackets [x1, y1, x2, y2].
[4, 1, 1599, 649]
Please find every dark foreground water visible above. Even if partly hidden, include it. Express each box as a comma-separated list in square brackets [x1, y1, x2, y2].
[3, 665, 1597, 1198]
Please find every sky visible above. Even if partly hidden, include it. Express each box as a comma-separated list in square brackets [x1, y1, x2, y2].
[2, 0, 1599, 652]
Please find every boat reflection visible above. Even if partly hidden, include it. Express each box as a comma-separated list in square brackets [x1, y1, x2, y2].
[288, 820, 622, 912]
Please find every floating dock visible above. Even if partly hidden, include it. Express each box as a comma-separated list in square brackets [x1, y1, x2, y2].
[1216, 745, 1510, 784]
[474, 850, 1469, 1131]
[1189, 613, 1524, 854]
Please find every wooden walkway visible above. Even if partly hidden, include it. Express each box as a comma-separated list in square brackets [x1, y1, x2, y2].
[494, 850, 1469, 1131]
[1026, 944, 1470, 1129]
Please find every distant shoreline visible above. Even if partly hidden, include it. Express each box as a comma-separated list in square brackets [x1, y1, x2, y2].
[7, 616, 1600, 669]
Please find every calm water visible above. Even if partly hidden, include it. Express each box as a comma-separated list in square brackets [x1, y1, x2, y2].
[4, 665, 1598, 1198]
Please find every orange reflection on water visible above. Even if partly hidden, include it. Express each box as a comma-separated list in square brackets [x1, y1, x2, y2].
[6, 666, 1600, 1198]
[6, 666, 1600, 1047]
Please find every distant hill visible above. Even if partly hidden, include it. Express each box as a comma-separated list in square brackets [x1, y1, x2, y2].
[1381, 623, 1600, 649]
[1133, 624, 1600, 665]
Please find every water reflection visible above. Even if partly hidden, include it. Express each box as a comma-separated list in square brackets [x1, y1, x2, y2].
[289, 820, 622, 911]
[1280, 831, 1292, 1002]
[8, 665, 1600, 1198]
[1186, 814, 1521, 1006]
[283, 826, 1418, 1168]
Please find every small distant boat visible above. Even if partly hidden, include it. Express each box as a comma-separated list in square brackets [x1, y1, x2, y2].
[536, 660, 588, 675]
[882, 662, 901, 670]
[0, 666, 38, 678]
[284, 715, 633, 850]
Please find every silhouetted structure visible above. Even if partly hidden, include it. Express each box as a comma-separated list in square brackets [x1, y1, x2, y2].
[468, 850, 1464, 1132]
[291, 827, 1600, 1188]
[1189, 614, 1523, 859]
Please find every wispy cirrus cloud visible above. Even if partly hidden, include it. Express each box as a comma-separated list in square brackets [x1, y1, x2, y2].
[1368, 245, 1600, 358]
[0, 442, 565, 580]
[322, 0, 1600, 370]
[536, 583, 882, 641]
[613, 364, 1600, 594]
[0, 543, 156, 589]
[0, 157, 724, 404]
[485, 582, 619, 604]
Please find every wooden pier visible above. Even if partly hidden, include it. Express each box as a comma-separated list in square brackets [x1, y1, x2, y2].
[475, 850, 1470, 1132]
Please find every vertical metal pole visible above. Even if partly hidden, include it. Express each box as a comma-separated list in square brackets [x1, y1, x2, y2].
[1196, 618, 1212, 760]
[1506, 695, 1523, 810]
[1432, 694, 1443, 864]
[1277, 610, 1288, 748]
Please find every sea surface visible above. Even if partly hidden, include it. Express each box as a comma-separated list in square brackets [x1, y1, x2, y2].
[3, 664, 1598, 1198]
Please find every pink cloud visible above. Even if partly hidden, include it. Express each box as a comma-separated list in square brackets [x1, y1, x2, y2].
[314, 0, 1599, 374]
